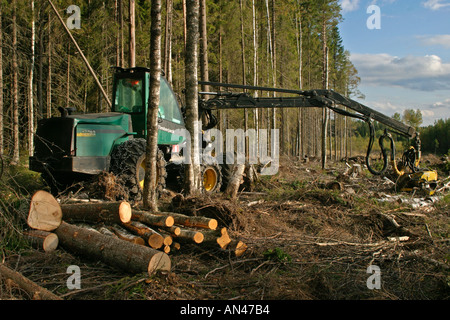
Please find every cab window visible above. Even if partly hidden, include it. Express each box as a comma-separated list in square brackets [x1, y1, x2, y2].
[114, 78, 144, 113]
[159, 78, 183, 124]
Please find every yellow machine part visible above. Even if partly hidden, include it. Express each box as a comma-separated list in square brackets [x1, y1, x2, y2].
[396, 170, 438, 196]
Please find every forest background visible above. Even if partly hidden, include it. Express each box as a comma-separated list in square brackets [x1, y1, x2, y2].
[0, 0, 448, 168]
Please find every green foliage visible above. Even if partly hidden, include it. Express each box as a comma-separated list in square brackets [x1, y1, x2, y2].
[403, 109, 423, 129]
[420, 118, 450, 155]
[263, 247, 292, 263]
[0, 0, 366, 161]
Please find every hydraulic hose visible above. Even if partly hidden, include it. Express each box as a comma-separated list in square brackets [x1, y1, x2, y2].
[365, 122, 396, 176]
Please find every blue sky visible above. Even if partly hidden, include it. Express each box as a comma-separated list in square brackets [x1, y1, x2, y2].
[339, 0, 450, 126]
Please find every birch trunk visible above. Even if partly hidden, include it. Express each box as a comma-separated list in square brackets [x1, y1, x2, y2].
[143, 0, 162, 211]
[184, 0, 200, 194]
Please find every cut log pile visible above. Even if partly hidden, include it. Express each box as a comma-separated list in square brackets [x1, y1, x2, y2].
[25, 190, 248, 277]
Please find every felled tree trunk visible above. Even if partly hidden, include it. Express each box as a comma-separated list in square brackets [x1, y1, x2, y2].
[27, 190, 63, 231]
[172, 227, 204, 244]
[122, 220, 164, 249]
[202, 227, 231, 249]
[23, 230, 59, 252]
[27, 191, 132, 232]
[0, 263, 62, 300]
[60, 201, 132, 225]
[109, 225, 146, 246]
[132, 210, 174, 227]
[226, 240, 248, 257]
[158, 211, 217, 230]
[54, 221, 170, 275]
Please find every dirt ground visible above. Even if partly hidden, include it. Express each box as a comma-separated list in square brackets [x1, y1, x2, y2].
[1, 155, 449, 301]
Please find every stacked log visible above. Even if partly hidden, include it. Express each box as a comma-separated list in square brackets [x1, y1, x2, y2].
[122, 221, 165, 249]
[54, 221, 170, 275]
[23, 230, 59, 252]
[26, 191, 170, 276]
[26, 190, 248, 275]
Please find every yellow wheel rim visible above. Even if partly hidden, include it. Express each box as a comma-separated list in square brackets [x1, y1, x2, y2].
[138, 156, 146, 190]
[138, 156, 161, 190]
[203, 167, 218, 192]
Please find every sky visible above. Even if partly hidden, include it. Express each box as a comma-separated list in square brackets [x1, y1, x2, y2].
[338, 0, 450, 126]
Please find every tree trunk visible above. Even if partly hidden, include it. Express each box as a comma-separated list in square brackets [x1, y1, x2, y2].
[28, 0, 36, 157]
[184, 0, 200, 194]
[27, 191, 63, 232]
[109, 224, 146, 246]
[0, 264, 62, 300]
[11, 0, 20, 165]
[47, 12, 52, 118]
[182, 0, 187, 51]
[0, 2, 3, 155]
[60, 201, 132, 225]
[158, 211, 217, 230]
[143, 0, 162, 211]
[199, 0, 209, 94]
[129, 0, 136, 67]
[321, 18, 329, 169]
[66, 43, 70, 109]
[122, 220, 164, 249]
[252, 0, 259, 160]
[172, 227, 204, 244]
[164, 0, 173, 83]
[202, 227, 231, 249]
[23, 230, 59, 252]
[224, 163, 245, 198]
[132, 210, 174, 227]
[118, 0, 124, 67]
[54, 221, 171, 275]
[239, 0, 249, 159]
[27, 193, 131, 231]
[226, 240, 248, 257]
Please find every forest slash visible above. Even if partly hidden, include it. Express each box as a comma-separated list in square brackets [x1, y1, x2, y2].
[0, 155, 448, 300]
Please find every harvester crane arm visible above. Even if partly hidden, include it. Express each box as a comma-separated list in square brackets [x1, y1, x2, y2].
[198, 81, 420, 177]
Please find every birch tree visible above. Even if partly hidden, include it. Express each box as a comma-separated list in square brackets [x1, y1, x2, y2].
[28, 0, 36, 157]
[184, 0, 200, 194]
[143, 0, 162, 211]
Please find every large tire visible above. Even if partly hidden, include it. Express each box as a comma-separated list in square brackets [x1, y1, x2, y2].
[110, 138, 167, 201]
[200, 156, 222, 193]
[175, 155, 222, 194]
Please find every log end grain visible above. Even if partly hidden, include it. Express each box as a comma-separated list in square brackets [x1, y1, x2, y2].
[208, 219, 218, 230]
[119, 202, 132, 223]
[234, 241, 248, 257]
[27, 190, 62, 231]
[148, 252, 171, 275]
[43, 233, 59, 252]
[148, 234, 164, 249]
[193, 232, 204, 244]
[165, 216, 175, 227]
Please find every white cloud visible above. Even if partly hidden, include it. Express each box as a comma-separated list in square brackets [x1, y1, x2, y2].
[418, 34, 450, 48]
[431, 98, 450, 108]
[423, 0, 450, 10]
[340, 0, 360, 12]
[350, 53, 450, 91]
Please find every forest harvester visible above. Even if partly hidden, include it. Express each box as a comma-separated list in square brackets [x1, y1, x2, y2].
[29, 66, 438, 200]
